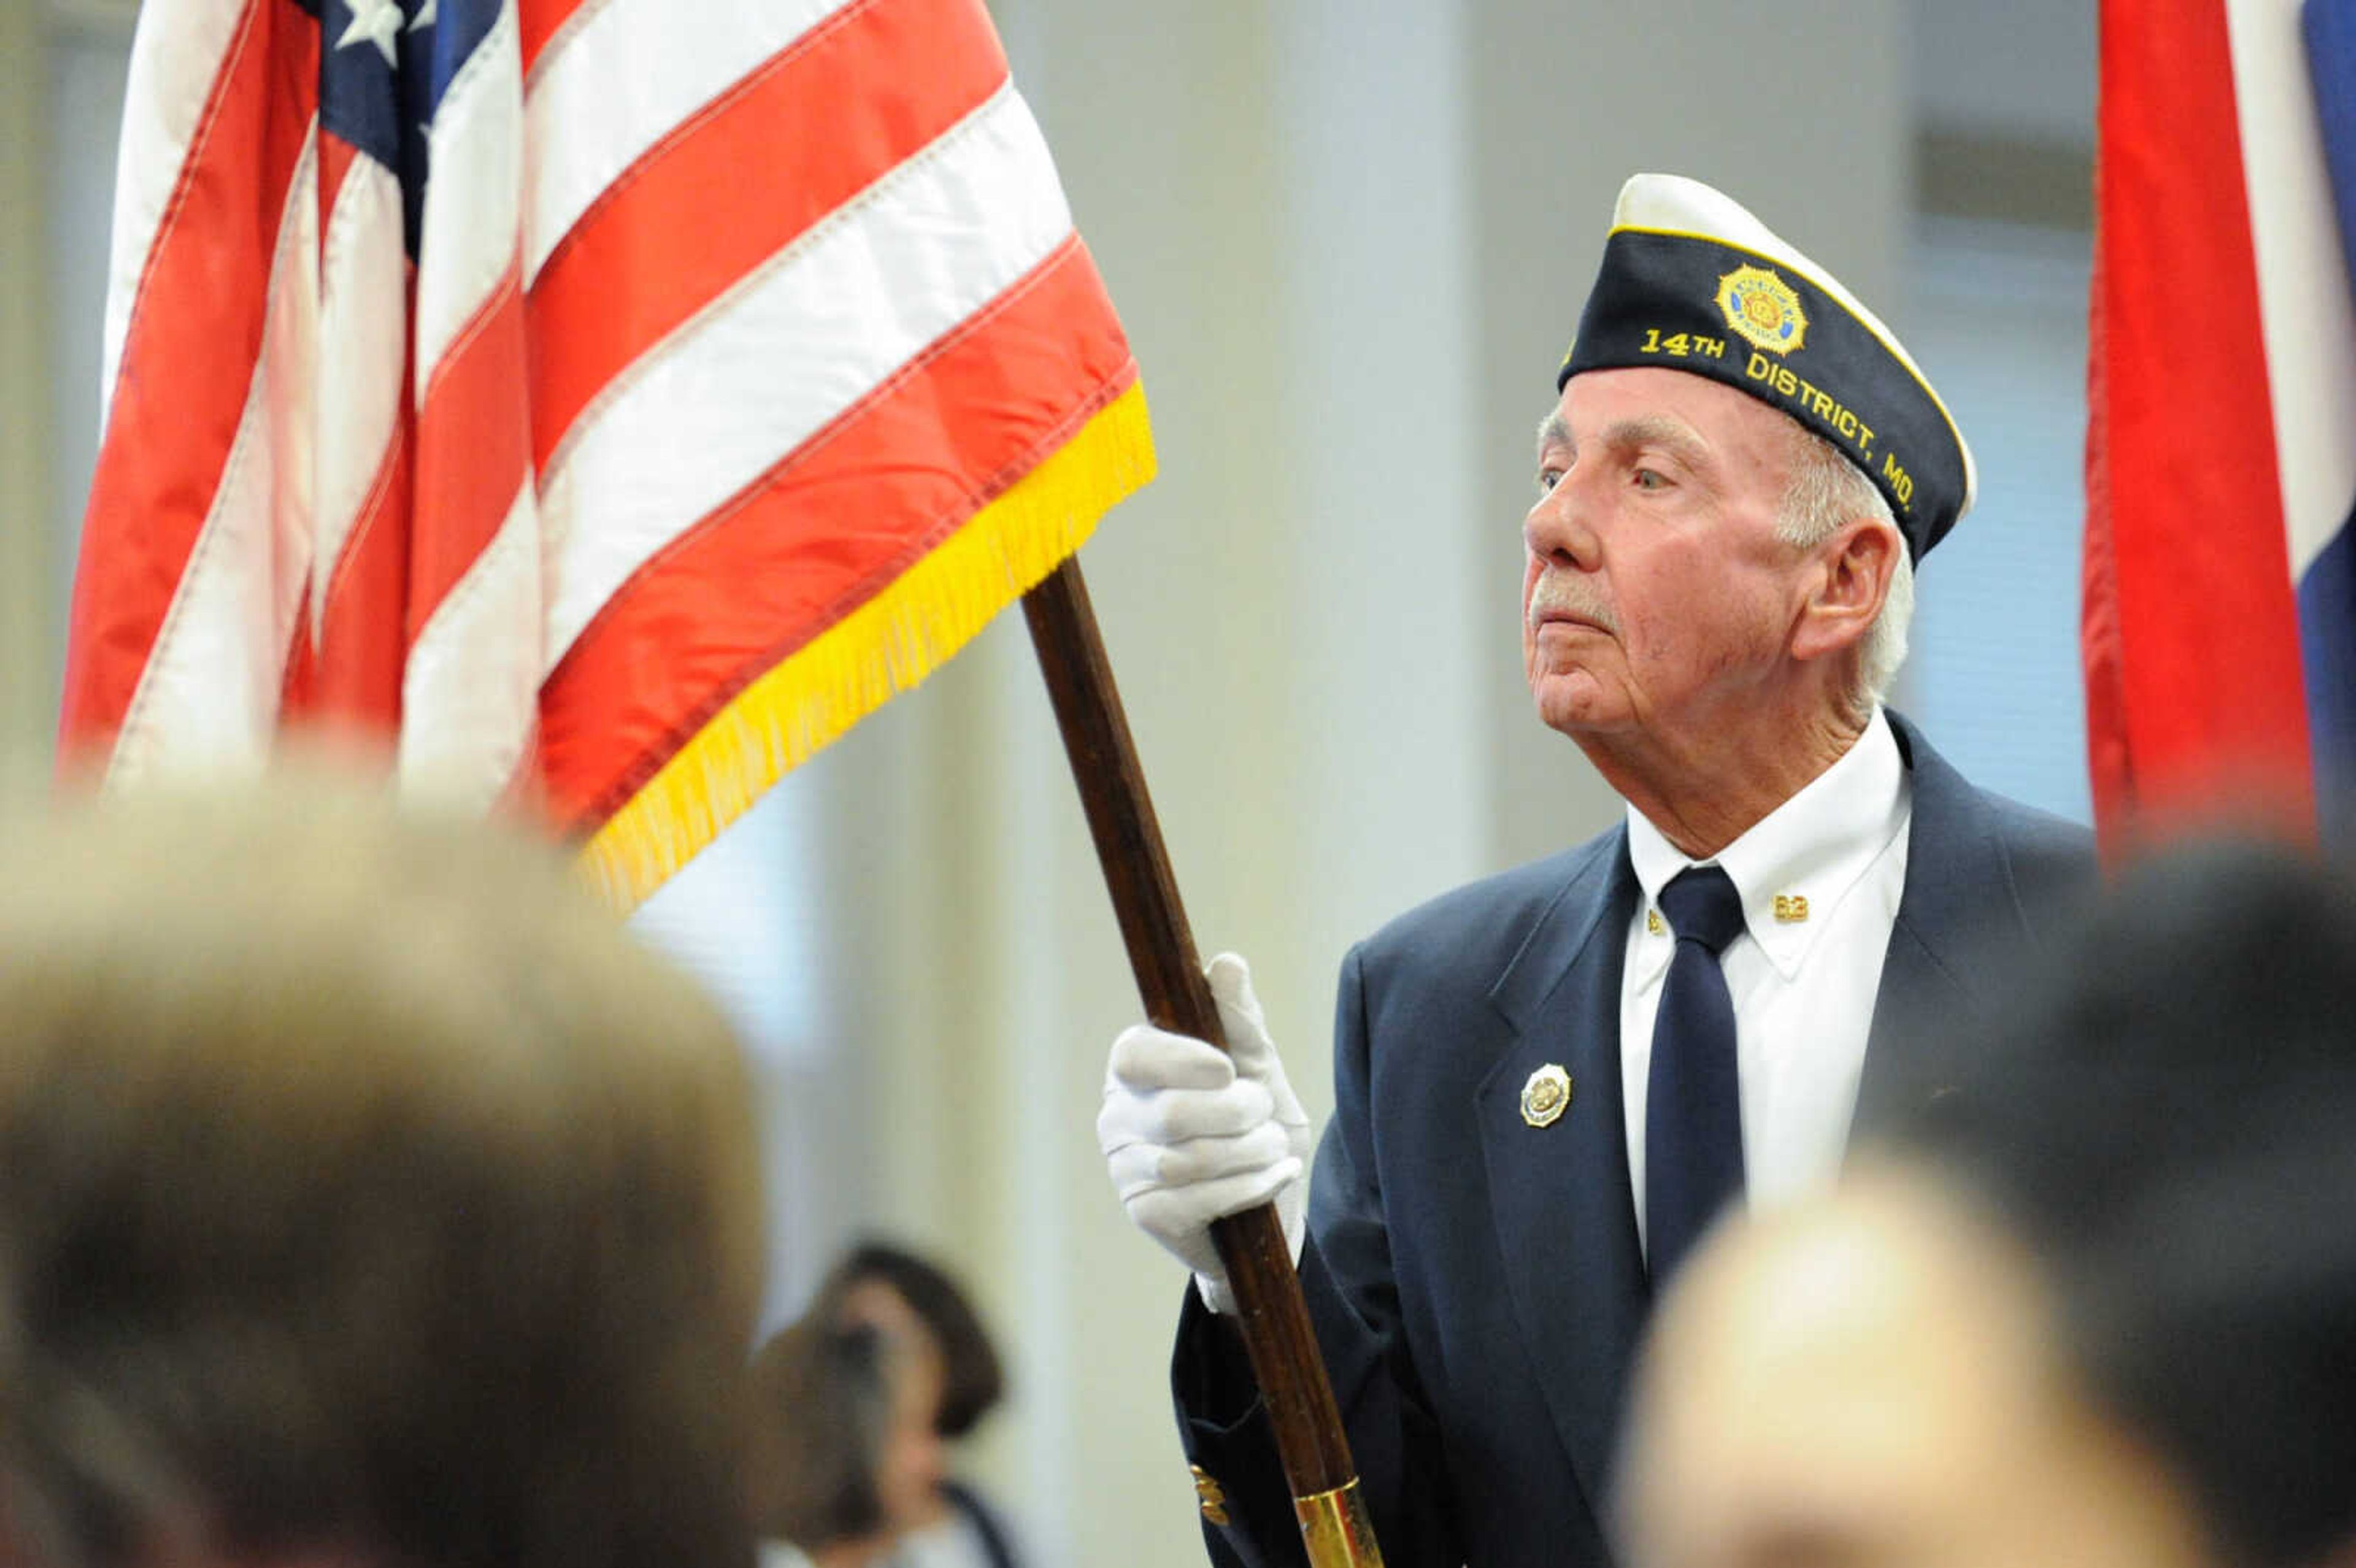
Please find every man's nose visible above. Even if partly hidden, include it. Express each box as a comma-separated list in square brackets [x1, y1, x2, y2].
[1523, 480, 1598, 570]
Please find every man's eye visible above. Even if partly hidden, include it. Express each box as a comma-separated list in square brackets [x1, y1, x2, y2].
[1535, 467, 1566, 494]
[1632, 467, 1668, 491]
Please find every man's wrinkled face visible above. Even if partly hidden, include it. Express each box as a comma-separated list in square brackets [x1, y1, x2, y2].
[1617, 1167, 2217, 1568]
[1522, 367, 1812, 744]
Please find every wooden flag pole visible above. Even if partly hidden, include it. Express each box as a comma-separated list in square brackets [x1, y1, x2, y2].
[1022, 559, 1384, 1568]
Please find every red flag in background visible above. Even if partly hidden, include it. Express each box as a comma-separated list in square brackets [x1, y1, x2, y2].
[61, 0, 1154, 908]
[2084, 0, 2356, 854]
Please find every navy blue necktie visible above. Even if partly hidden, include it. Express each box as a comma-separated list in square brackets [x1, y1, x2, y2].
[1646, 864, 1747, 1288]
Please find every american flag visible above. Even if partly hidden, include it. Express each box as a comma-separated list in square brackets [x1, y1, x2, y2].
[60, 0, 1154, 906]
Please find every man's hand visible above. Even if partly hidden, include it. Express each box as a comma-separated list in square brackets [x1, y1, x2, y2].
[1098, 953, 1311, 1314]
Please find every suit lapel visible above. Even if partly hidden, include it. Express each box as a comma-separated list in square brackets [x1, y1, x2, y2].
[1475, 830, 1649, 1518]
[1859, 712, 2025, 1111]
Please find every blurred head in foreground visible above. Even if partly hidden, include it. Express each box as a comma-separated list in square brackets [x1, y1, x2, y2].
[0, 780, 765, 1568]
[1620, 840, 2356, 1568]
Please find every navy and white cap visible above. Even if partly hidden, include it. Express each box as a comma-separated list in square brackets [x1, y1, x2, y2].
[1557, 174, 1976, 562]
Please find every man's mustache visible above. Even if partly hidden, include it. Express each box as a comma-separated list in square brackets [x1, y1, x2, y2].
[1526, 576, 1619, 636]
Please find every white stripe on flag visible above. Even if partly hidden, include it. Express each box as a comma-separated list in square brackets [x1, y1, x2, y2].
[400, 480, 543, 807]
[111, 126, 322, 788]
[2227, 0, 2356, 578]
[536, 82, 1074, 667]
[404, 0, 538, 805]
[101, 0, 254, 426]
[415, 0, 526, 400]
[312, 155, 409, 634]
[519, 0, 856, 285]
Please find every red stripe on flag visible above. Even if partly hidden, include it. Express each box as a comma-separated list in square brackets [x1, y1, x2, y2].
[524, 0, 1006, 473]
[310, 396, 417, 731]
[281, 134, 364, 725]
[59, 0, 319, 759]
[409, 268, 532, 642]
[2082, 214, 2130, 836]
[280, 586, 319, 715]
[2084, 0, 2314, 852]
[538, 236, 1131, 829]
[517, 0, 592, 77]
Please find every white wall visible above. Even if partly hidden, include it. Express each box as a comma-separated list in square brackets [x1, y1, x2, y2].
[2, 0, 56, 762]
[1902, 218, 2095, 823]
[5, 0, 139, 767]
[1914, 0, 2096, 147]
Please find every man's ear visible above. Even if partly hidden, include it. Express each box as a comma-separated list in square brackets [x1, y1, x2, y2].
[1790, 518, 1901, 663]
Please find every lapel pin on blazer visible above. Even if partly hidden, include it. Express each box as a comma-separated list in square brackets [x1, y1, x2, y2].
[1520, 1063, 1573, 1128]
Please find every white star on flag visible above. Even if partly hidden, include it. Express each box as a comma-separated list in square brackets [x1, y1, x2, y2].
[337, 0, 404, 66]
[409, 0, 436, 32]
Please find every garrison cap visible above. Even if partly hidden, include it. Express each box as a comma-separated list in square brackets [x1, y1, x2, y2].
[1557, 174, 1975, 562]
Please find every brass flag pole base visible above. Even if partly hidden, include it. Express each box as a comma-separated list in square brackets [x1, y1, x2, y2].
[1023, 559, 1385, 1567]
[1295, 1480, 1384, 1567]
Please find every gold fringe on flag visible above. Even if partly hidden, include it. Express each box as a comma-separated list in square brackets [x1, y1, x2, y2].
[579, 380, 1157, 912]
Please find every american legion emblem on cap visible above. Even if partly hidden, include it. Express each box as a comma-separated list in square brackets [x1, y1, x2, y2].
[1557, 174, 1976, 563]
[1715, 264, 1807, 355]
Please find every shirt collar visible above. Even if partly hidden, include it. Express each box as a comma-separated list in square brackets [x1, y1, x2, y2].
[1625, 707, 1909, 978]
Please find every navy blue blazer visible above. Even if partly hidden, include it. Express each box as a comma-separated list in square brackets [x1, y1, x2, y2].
[1169, 714, 2092, 1568]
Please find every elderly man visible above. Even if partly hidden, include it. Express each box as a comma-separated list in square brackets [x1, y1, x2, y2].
[0, 779, 764, 1568]
[1096, 174, 2090, 1568]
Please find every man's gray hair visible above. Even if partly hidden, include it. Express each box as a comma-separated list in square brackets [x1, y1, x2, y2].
[1776, 426, 1912, 720]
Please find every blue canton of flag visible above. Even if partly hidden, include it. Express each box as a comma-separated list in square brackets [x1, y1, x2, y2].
[320, 0, 499, 255]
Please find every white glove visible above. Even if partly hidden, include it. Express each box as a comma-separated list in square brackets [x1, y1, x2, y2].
[1098, 952, 1312, 1314]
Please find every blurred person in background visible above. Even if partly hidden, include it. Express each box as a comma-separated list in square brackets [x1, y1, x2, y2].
[816, 1243, 1022, 1568]
[0, 777, 766, 1568]
[746, 1322, 906, 1568]
[1620, 840, 2356, 1568]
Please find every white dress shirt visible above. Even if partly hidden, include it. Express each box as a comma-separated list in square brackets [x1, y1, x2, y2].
[1619, 707, 1912, 1256]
